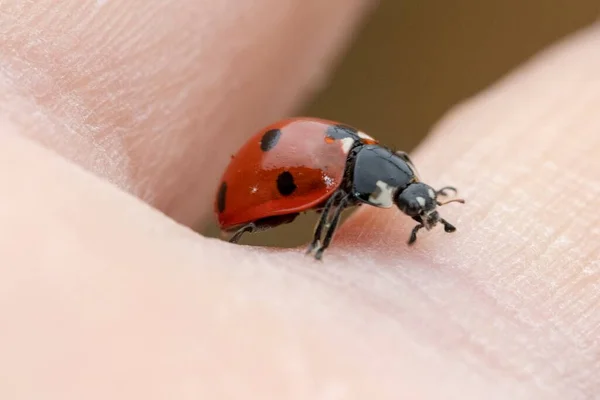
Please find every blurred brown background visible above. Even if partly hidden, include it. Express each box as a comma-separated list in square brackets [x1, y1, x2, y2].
[204, 0, 600, 247]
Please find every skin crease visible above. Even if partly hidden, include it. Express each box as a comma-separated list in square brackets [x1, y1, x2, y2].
[0, 1, 599, 400]
[0, 0, 374, 226]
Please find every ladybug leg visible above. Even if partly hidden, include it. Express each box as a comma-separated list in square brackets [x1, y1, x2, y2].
[408, 216, 457, 245]
[408, 223, 425, 245]
[305, 191, 343, 255]
[313, 195, 350, 260]
[228, 223, 256, 243]
[440, 218, 457, 233]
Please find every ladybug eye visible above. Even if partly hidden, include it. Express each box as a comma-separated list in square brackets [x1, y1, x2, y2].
[404, 200, 423, 216]
[395, 193, 420, 216]
[394, 183, 437, 216]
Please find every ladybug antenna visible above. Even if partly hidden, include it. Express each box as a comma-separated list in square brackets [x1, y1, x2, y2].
[437, 198, 465, 206]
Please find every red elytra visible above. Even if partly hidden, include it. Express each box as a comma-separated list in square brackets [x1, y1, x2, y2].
[215, 117, 377, 229]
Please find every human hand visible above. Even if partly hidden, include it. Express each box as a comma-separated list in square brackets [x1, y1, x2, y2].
[0, 1, 598, 398]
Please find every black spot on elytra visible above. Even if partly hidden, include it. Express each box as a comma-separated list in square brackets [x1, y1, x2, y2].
[276, 171, 297, 196]
[325, 124, 358, 140]
[217, 182, 227, 213]
[260, 129, 282, 151]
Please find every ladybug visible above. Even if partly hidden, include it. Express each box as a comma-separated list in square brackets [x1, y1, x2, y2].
[215, 117, 464, 260]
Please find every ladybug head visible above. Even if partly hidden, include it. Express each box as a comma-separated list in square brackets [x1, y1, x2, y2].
[394, 182, 464, 230]
[394, 182, 438, 228]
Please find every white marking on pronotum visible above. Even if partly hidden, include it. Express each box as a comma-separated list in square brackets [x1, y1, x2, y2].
[250, 185, 258, 194]
[428, 188, 435, 199]
[416, 196, 426, 207]
[340, 137, 355, 154]
[368, 180, 396, 208]
[357, 131, 375, 141]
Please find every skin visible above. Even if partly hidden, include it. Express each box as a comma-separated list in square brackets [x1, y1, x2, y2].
[0, 1, 599, 398]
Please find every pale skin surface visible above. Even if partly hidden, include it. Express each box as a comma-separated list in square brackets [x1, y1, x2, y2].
[0, 0, 599, 398]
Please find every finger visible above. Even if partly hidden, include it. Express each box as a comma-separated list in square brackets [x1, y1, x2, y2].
[5, 11, 600, 400]
[333, 22, 600, 395]
[0, 0, 375, 226]
[3, 17, 599, 396]
[0, 124, 427, 399]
